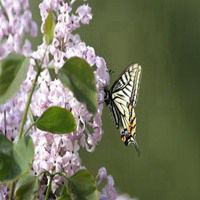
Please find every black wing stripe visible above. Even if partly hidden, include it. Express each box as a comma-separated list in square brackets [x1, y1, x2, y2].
[111, 102, 119, 127]
[122, 88, 129, 97]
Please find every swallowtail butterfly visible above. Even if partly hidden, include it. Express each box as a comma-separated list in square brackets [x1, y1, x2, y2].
[104, 64, 142, 154]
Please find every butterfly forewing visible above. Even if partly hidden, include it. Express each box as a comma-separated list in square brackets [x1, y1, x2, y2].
[131, 64, 142, 107]
[110, 64, 141, 131]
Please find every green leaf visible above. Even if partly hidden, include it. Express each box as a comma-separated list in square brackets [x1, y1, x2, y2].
[0, 134, 20, 182]
[0, 53, 29, 105]
[35, 106, 76, 134]
[44, 10, 55, 44]
[85, 189, 99, 200]
[13, 135, 34, 175]
[0, 135, 34, 182]
[48, 67, 57, 81]
[58, 57, 97, 114]
[57, 186, 72, 200]
[68, 169, 98, 200]
[15, 175, 39, 200]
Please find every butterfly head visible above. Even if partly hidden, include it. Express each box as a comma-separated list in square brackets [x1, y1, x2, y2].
[121, 134, 140, 156]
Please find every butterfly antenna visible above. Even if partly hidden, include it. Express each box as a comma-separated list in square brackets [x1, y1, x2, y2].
[134, 140, 141, 157]
[130, 137, 141, 157]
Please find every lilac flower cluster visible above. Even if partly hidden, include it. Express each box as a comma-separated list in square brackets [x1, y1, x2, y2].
[30, 1, 109, 185]
[0, 0, 136, 199]
[0, 0, 109, 198]
[0, 0, 37, 58]
[97, 167, 138, 200]
[97, 167, 118, 200]
[0, 0, 109, 174]
[0, 185, 8, 200]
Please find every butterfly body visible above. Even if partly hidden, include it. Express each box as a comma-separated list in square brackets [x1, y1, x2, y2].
[104, 64, 142, 154]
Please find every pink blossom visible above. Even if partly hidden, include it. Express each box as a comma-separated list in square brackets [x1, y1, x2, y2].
[97, 167, 138, 200]
[0, 0, 37, 58]
[76, 4, 92, 24]
[97, 167, 118, 200]
[0, 184, 8, 200]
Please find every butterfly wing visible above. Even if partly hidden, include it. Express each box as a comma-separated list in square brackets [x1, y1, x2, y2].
[106, 98, 121, 128]
[111, 64, 142, 107]
[110, 64, 142, 132]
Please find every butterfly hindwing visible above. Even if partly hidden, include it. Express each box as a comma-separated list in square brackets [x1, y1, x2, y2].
[106, 100, 120, 128]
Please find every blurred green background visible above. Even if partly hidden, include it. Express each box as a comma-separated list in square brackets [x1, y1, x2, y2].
[31, 0, 200, 199]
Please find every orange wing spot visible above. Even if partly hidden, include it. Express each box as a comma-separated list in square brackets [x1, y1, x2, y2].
[128, 126, 131, 133]
[121, 135, 126, 142]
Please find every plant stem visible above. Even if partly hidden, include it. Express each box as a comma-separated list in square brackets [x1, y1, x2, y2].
[45, 175, 53, 200]
[28, 109, 35, 124]
[18, 47, 48, 139]
[4, 111, 7, 136]
[24, 122, 36, 136]
[18, 68, 41, 139]
[9, 182, 15, 200]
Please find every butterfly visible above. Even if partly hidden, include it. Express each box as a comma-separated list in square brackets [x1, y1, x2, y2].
[104, 64, 142, 155]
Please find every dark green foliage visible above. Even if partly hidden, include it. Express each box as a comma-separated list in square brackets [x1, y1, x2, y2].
[58, 57, 97, 114]
[0, 54, 29, 104]
[35, 106, 76, 134]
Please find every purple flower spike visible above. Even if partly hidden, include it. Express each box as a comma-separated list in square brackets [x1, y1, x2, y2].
[0, 0, 37, 58]
[0, 1, 139, 200]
